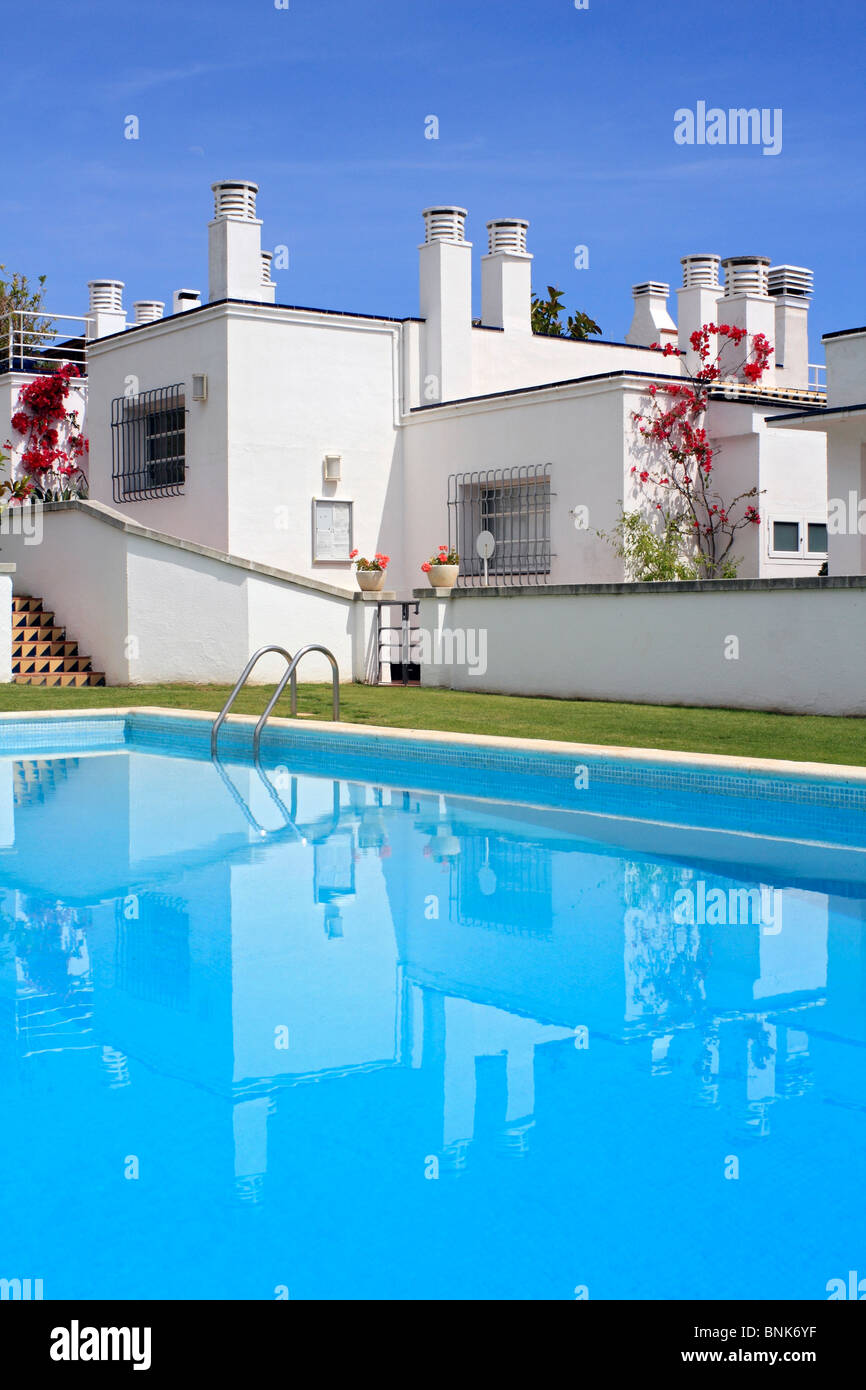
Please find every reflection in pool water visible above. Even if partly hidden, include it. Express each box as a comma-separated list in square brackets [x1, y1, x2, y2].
[0, 746, 863, 1300]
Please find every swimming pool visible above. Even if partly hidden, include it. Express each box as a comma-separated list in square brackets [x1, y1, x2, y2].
[1, 710, 864, 1300]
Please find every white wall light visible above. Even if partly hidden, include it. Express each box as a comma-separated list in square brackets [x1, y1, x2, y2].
[323, 453, 342, 483]
[192, 373, 208, 402]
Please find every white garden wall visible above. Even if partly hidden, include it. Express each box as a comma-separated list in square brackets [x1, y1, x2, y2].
[417, 579, 866, 716]
[2, 501, 360, 684]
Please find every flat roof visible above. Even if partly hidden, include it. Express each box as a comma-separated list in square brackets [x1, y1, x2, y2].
[823, 325, 866, 341]
[770, 401, 866, 423]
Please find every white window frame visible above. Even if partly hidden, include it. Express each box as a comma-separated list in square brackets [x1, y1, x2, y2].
[768, 517, 828, 559]
[805, 520, 829, 556]
[312, 497, 354, 563]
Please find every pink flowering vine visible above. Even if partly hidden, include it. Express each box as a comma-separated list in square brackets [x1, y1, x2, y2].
[7, 362, 89, 501]
[631, 325, 773, 576]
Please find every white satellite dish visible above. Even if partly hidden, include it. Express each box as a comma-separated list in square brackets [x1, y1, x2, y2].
[476, 530, 495, 585]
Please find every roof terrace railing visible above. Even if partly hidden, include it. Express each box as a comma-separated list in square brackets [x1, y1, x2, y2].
[1, 310, 89, 375]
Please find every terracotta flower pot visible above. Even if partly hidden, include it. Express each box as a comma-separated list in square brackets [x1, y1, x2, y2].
[356, 568, 386, 592]
[427, 564, 459, 589]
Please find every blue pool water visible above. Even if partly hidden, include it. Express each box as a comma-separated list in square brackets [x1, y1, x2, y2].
[1, 714, 864, 1301]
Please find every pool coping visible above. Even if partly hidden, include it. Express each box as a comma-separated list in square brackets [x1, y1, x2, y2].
[0, 705, 865, 783]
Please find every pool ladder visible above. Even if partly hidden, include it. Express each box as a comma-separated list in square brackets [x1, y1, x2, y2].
[211, 643, 340, 758]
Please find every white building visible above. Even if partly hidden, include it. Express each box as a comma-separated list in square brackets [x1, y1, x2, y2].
[0, 178, 849, 693]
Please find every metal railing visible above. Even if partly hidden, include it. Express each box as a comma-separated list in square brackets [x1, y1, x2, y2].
[807, 363, 826, 392]
[447, 463, 554, 587]
[211, 645, 294, 756]
[252, 644, 340, 756]
[211, 642, 340, 759]
[1, 310, 89, 374]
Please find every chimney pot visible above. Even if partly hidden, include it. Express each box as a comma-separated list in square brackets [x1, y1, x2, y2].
[211, 179, 259, 222]
[681, 254, 721, 289]
[421, 206, 468, 245]
[721, 255, 771, 297]
[172, 288, 201, 314]
[768, 264, 813, 299]
[88, 279, 124, 313]
[133, 300, 164, 325]
[486, 218, 529, 256]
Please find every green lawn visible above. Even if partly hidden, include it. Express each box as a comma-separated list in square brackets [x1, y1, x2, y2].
[0, 681, 863, 766]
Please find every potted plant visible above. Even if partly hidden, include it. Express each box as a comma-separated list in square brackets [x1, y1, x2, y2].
[350, 548, 390, 592]
[421, 545, 459, 589]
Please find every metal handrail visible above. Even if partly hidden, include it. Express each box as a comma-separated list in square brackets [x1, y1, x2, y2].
[211, 645, 294, 756]
[253, 643, 340, 757]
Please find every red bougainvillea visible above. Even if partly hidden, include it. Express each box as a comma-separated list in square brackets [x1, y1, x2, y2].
[7, 362, 89, 501]
[631, 325, 773, 576]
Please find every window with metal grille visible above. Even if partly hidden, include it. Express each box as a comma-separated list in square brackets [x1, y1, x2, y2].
[447, 464, 553, 585]
[111, 384, 186, 502]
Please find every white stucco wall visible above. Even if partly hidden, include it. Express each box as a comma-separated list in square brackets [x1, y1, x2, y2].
[85, 309, 231, 552]
[1, 503, 359, 684]
[224, 307, 403, 585]
[417, 582, 866, 715]
[403, 380, 633, 588]
[470, 328, 674, 399]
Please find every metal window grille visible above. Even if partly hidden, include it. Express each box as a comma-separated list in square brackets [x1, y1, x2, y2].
[447, 464, 553, 586]
[111, 383, 186, 502]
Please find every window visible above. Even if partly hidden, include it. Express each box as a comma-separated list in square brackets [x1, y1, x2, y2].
[769, 519, 829, 558]
[807, 522, 828, 554]
[111, 384, 186, 502]
[312, 499, 353, 561]
[772, 521, 800, 553]
[447, 464, 552, 585]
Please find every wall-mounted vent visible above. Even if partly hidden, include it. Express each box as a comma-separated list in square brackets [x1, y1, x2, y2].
[261, 251, 274, 286]
[722, 255, 771, 297]
[681, 254, 721, 289]
[212, 179, 259, 222]
[192, 374, 208, 402]
[768, 265, 814, 298]
[422, 206, 468, 245]
[486, 219, 529, 256]
[133, 301, 164, 325]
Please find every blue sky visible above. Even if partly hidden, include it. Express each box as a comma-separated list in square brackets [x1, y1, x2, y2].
[3, 0, 863, 349]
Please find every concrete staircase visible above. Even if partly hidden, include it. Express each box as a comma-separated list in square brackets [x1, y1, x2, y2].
[12, 595, 106, 687]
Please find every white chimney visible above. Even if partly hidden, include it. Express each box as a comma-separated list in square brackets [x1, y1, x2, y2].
[481, 218, 532, 333]
[260, 250, 277, 305]
[768, 265, 813, 390]
[208, 179, 266, 303]
[418, 206, 473, 403]
[719, 255, 775, 384]
[86, 279, 126, 339]
[626, 282, 677, 348]
[173, 288, 201, 314]
[677, 255, 723, 366]
[133, 300, 164, 325]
